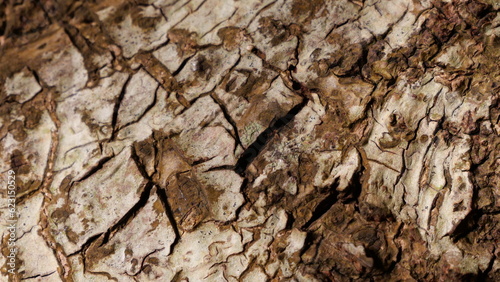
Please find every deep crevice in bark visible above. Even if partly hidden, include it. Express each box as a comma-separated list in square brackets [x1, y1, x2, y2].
[302, 179, 339, 230]
[234, 98, 308, 176]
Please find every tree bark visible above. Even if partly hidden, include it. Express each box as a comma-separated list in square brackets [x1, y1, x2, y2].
[1, 0, 499, 281]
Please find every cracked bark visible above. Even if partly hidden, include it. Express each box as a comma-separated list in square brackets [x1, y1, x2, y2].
[1, 0, 500, 281]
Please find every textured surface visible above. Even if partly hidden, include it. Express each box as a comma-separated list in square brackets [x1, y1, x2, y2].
[0, 0, 499, 281]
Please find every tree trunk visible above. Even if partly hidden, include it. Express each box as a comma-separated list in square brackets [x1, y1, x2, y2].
[1, 0, 499, 281]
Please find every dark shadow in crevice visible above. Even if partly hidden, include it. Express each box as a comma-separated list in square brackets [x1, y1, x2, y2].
[302, 179, 339, 230]
[156, 186, 181, 252]
[100, 182, 154, 246]
[74, 155, 114, 183]
[234, 98, 308, 176]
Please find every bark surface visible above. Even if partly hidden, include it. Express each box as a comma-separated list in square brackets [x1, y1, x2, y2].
[0, 0, 499, 281]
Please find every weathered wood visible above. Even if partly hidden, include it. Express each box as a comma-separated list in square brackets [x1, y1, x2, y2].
[0, 0, 499, 281]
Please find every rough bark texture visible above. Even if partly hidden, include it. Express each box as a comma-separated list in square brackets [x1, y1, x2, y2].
[0, 0, 499, 281]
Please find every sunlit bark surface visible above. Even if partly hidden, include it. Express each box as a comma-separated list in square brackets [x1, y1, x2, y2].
[1, 0, 499, 281]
